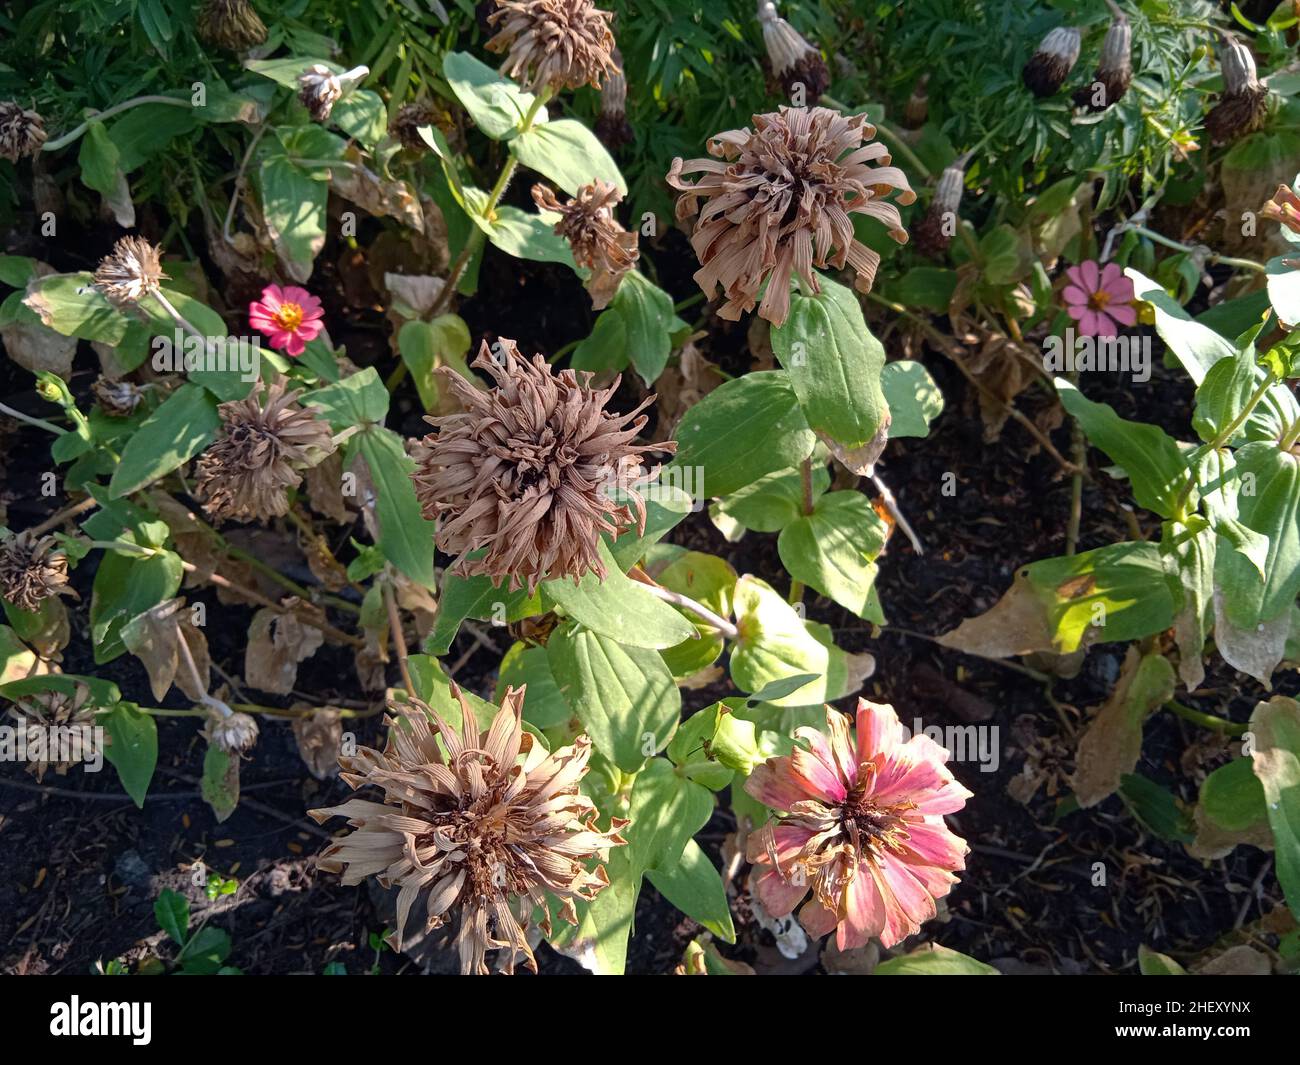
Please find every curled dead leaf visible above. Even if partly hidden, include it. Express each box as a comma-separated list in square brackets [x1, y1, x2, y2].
[244, 608, 325, 695]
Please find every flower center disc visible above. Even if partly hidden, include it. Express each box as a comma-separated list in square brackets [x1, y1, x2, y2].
[275, 302, 304, 331]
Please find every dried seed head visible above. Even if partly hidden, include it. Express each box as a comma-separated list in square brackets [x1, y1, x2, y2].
[902, 74, 930, 130]
[0, 531, 73, 613]
[1261, 184, 1300, 237]
[486, 0, 617, 94]
[412, 340, 674, 593]
[91, 376, 144, 417]
[298, 65, 343, 122]
[389, 102, 437, 152]
[196, 0, 268, 52]
[209, 711, 260, 754]
[9, 680, 98, 780]
[309, 686, 628, 974]
[757, 1, 829, 103]
[92, 235, 166, 308]
[1205, 37, 1268, 144]
[1074, 12, 1131, 112]
[0, 101, 47, 163]
[667, 106, 915, 326]
[595, 48, 633, 149]
[1023, 26, 1081, 97]
[194, 379, 335, 523]
[532, 180, 638, 309]
[912, 160, 966, 261]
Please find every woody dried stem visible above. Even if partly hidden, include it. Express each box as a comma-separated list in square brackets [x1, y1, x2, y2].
[382, 575, 416, 696]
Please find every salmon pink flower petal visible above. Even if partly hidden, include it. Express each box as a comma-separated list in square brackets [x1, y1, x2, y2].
[1107, 302, 1138, 326]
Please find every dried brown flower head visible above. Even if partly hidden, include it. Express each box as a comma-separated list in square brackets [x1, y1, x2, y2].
[757, 1, 829, 103]
[194, 379, 335, 523]
[594, 47, 633, 149]
[1023, 26, 1081, 97]
[310, 685, 627, 974]
[8, 680, 99, 780]
[298, 65, 343, 122]
[91, 376, 145, 417]
[0, 531, 73, 613]
[209, 711, 260, 754]
[532, 180, 638, 309]
[1073, 8, 1131, 112]
[486, 0, 617, 94]
[1262, 184, 1300, 237]
[412, 339, 673, 593]
[92, 235, 166, 308]
[196, 0, 267, 52]
[912, 160, 966, 261]
[389, 102, 437, 152]
[0, 101, 47, 163]
[1205, 37, 1269, 144]
[902, 75, 930, 130]
[667, 106, 915, 326]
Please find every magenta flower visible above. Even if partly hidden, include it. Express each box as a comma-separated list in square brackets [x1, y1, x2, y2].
[1062, 261, 1136, 337]
[248, 284, 324, 356]
[745, 699, 971, 951]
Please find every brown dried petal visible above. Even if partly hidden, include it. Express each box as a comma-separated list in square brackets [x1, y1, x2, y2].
[486, 0, 617, 93]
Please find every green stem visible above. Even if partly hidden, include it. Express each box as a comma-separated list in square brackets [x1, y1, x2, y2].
[42, 95, 194, 152]
[1165, 700, 1247, 737]
[1128, 225, 1266, 275]
[0, 400, 66, 435]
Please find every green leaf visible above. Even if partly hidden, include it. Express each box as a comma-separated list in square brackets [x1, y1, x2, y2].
[1055, 378, 1188, 518]
[777, 490, 889, 619]
[542, 541, 695, 649]
[441, 51, 546, 141]
[108, 383, 221, 499]
[1137, 945, 1188, 975]
[555, 834, 638, 974]
[425, 570, 540, 656]
[881, 360, 944, 438]
[547, 621, 681, 771]
[571, 310, 629, 373]
[355, 428, 436, 588]
[258, 155, 327, 283]
[645, 840, 736, 943]
[713, 466, 829, 534]
[1119, 773, 1193, 842]
[154, 889, 189, 946]
[627, 757, 714, 875]
[670, 371, 815, 499]
[606, 483, 693, 569]
[611, 271, 673, 385]
[1127, 267, 1235, 385]
[397, 316, 471, 411]
[309, 366, 389, 428]
[891, 267, 958, 312]
[495, 642, 570, 728]
[1199, 757, 1267, 833]
[78, 120, 123, 198]
[244, 57, 345, 89]
[89, 544, 183, 663]
[730, 576, 830, 706]
[102, 702, 158, 809]
[201, 744, 240, 823]
[875, 944, 1000, 975]
[179, 926, 233, 974]
[23, 272, 128, 344]
[1249, 696, 1300, 915]
[510, 118, 625, 195]
[772, 277, 889, 473]
[331, 89, 386, 148]
[473, 200, 575, 265]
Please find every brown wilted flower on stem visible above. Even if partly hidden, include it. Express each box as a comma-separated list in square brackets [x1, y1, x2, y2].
[1022, 26, 1081, 97]
[1073, 4, 1131, 112]
[92, 235, 166, 308]
[901, 75, 929, 130]
[1262, 184, 1300, 237]
[298, 65, 343, 122]
[486, 0, 617, 94]
[912, 159, 967, 260]
[532, 179, 638, 309]
[208, 711, 260, 754]
[1205, 37, 1269, 144]
[196, 0, 267, 52]
[91, 376, 145, 417]
[667, 106, 915, 326]
[0, 101, 47, 163]
[757, 1, 829, 103]
[412, 339, 672, 593]
[8, 681, 99, 780]
[389, 102, 436, 152]
[310, 685, 627, 975]
[194, 379, 335, 523]
[594, 47, 633, 149]
[0, 531, 74, 612]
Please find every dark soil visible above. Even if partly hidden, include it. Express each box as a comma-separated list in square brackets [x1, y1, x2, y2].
[2, 205, 1295, 976]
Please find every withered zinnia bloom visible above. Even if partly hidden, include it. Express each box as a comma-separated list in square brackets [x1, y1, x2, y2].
[0, 101, 47, 163]
[196, 0, 267, 52]
[1022, 26, 1081, 97]
[9, 681, 98, 780]
[0, 531, 73, 613]
[310, 685, 627, 975]
[298, 65, 342, 122]
[594, 47, 633, 149]
[912, 160, 965, 261]
[208, 711, 260, 754]
[194, 379, 334, 523]
[746, 699, 971, 951]
[667, 106, 915, 326]
[1205, 37, 1269, 145]
[486, 0, 617, 94]
[757, 0, 829, 103]
[91, 376, 144, 417]
[532, 180, 638, 309]
[92, 235, 166, 308]
[1262, 184, 1300, 237]
[1073, 7, 1131, 112]
[412, 339, 673, 593]
[389, 102, 436, 152]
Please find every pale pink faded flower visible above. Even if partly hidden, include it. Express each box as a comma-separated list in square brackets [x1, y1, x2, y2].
[248, 283, 324, 356]
[1062, 261, 1136, 337]
[745, 698, 971, 951]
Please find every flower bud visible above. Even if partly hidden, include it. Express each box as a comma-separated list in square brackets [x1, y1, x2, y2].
[1074, 10, 1131, 112]
[1204, 37, 1268, 144]
[1023, 26, 1081, 97]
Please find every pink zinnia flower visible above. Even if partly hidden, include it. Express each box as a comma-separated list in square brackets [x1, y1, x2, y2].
[744, 699, 972, 951]
[248, 284, 324, 356]
[1062, 261, 1136, 337]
